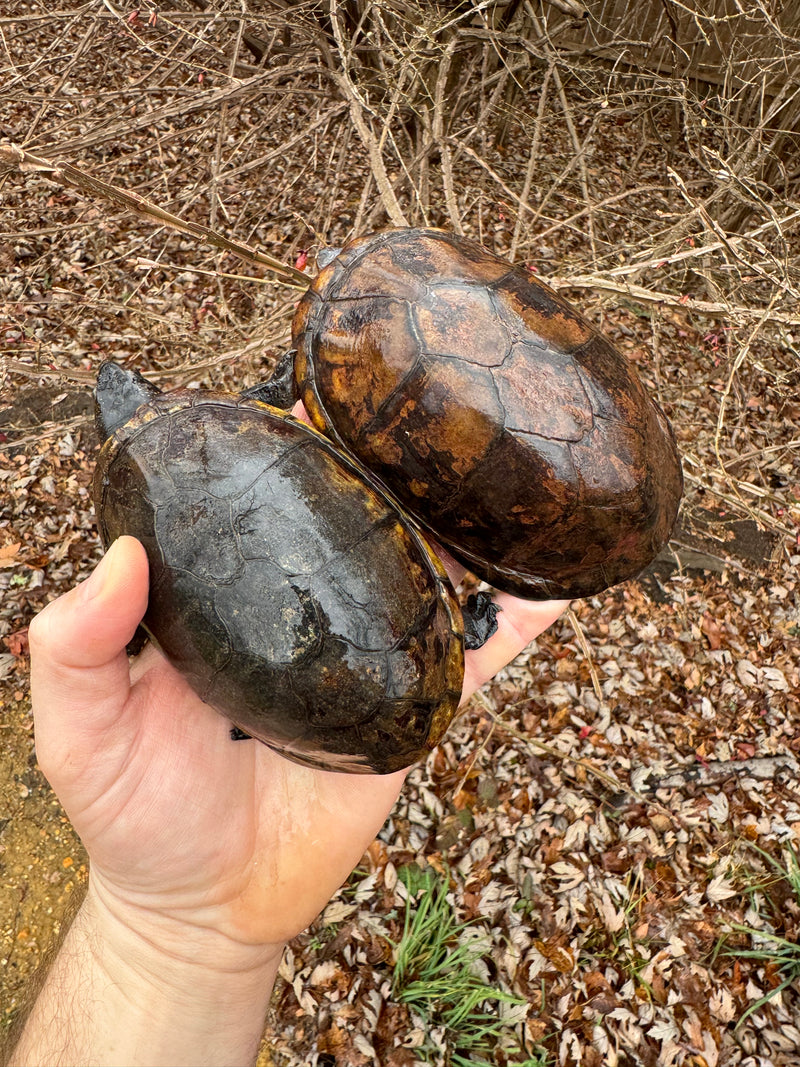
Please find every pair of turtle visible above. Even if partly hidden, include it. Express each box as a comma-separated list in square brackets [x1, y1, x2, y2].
[94, 228, 683, 773]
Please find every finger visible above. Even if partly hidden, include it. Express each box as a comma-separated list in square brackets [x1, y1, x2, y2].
[30, 536, 149, 750]
[430, 540, 467, 590]
[291, 399, 312, 425]
[461, 595, 568, 703]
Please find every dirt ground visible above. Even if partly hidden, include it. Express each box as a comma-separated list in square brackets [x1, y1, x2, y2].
[2, 3, 799, 1065]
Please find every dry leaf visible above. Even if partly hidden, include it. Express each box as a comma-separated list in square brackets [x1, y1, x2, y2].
[706, 873, 738, 904]
[707, 793, 730, 822]
[0, 541, 21, 561]
[322, 901, 358, 924]
[534, 938, 575, 973]
[762, 666, 789, 692]
[708, 986, 737, 1023]
[597, 891, 626, 933]
[736, 659, 759, 687]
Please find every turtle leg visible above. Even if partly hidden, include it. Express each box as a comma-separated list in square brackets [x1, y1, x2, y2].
[126, 625, 150, 658]
[241, 348, 297, 410]
[462, 592, 501, 651]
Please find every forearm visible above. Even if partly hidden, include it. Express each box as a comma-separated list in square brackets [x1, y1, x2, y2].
[11, 882, 282, 1067]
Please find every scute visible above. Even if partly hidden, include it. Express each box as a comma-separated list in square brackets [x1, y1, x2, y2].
[155, 488, 243, 585]
[310, 296, 420, 443]
[493, 266, 594, 350]
[292, 227, 683, 599]
[94, 389, 464, 774]
[357, 356, 505, 499]
[496, 342, 592, 443]
[414, 285, 511, 368]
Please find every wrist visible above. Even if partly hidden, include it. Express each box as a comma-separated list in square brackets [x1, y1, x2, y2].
[13, 877, 283, 1067]
[86, 873, 285, 982]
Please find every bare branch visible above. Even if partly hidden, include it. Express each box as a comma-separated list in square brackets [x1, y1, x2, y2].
[0, 143, 310, 287]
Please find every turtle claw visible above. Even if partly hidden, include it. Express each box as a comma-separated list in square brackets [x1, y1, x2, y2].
[462, 592, 500, 651]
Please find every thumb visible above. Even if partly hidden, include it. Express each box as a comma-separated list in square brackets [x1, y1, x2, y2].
[30, 536, 149, 762]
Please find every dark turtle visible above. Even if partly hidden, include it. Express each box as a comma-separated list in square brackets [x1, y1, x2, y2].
[93, 362, 466, 774]
[258, 227, 683, 600]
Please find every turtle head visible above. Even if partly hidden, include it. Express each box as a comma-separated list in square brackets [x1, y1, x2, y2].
[95, 361, 162, 441]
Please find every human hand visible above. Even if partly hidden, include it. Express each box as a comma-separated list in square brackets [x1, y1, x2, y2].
[30, 534, 566, 958]
[20, 529, 566, 1066]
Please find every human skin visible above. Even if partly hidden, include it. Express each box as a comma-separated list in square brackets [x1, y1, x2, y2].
[12, 534, 567, 1067]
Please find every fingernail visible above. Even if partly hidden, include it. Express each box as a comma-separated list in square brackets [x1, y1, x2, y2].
[80, 541, 118, 602]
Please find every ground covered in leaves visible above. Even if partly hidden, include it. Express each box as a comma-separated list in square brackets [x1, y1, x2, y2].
[2, 3, 800, 1065]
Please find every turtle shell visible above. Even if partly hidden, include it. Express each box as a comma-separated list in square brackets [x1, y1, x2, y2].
[93, 389, 463, 774]
[291, 227, 683, 600]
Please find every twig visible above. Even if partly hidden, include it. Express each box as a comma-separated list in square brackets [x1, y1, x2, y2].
[666, 168, 800, 301]
[450, 718, 497, 801]
[24, 18, 97, 144]
[326, 73, 408, 228]
[44, 71, 281, 156]
[510, 60, 554, 260]
[566, 607, 602, 702]
[0, 417, 92, 453]
[530, 184, 676, 245]
[553, 60, 598, 268]
[712, 294, 781, 507]
[0, 143, 310, 287]
[541, 0, 588, 16]
[471, 692, 628, 794]
[681, 468, 794, 537]
[548, 272, 800, 327]
[433, 39, 462, 234]
[208, 9, 246, 232]
[637, 755, 800, 793]
[327, 1, 408, 227]
[223, 104, 348, 182]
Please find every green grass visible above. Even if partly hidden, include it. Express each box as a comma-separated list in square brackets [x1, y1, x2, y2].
[390, 866, 551, 1066]
[723, 842, 800, 1028]
[577, 870, 655, 998]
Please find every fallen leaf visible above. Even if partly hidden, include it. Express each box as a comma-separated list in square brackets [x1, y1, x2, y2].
[762, 666, 789, 692]
[0, 541, 21, 561]
[321, 900, 358, 924]
[706, 873, 738, 904]
[534, 938, 574, 973]
[736, 659, 759, 687]
[3, 629, 29, 661]
[701, 612, 722, 650]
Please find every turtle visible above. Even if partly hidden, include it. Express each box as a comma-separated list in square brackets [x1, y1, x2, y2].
[93, 361, 480, 774]
[252, 227, 683, 601]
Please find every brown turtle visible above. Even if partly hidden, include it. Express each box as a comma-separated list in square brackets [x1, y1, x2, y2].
[256, 227, 683, 600]
[93, 361, 468, 774]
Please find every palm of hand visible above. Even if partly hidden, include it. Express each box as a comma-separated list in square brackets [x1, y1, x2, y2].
[49, 640, 406, 947]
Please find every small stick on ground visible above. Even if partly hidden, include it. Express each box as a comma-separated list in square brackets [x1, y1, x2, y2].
[566, 606, 603, 702]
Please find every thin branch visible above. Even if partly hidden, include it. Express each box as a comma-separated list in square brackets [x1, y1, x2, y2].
[712, 294, 781, 504]
[548, 272, 800, 327]
[510, 60, 554, 258]
[327, 0, 408, 227]
[0, 143, 310, 287]
[566, 607, 603, 703]
[433, 39, 463, 234]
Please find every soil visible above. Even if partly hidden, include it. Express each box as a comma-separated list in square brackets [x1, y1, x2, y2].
[2, 4, 799, 1065]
